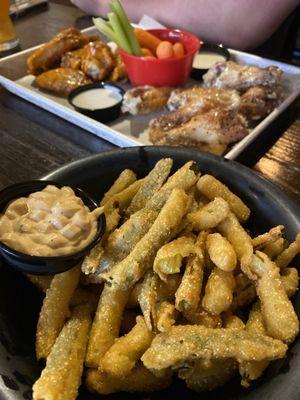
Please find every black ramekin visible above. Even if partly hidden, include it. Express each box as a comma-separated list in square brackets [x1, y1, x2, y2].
[68, 82, 124, 123]
[0, 180, 106, 275]
[191, 42, 231, 80]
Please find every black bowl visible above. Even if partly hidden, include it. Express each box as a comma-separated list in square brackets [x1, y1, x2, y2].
[0, 180, 106, 275]
[0, 147, 299, 400]
[68, 82, 124, 123]
[191, 42, 231, 80]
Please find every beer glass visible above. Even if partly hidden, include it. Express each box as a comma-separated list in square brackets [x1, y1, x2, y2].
[0, 0, 19, 51]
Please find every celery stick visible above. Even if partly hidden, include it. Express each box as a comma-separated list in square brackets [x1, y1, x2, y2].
[93, 17, 118, 43]
[111, 0, 141, 56]
[108, 12, 132, 53]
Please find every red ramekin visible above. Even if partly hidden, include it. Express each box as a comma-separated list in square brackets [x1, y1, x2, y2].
[119, 29, 201, 87]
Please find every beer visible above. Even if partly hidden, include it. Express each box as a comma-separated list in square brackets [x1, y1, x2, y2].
[0, 0, 19, 51]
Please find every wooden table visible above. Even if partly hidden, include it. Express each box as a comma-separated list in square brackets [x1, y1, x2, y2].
[0, 1, 300, 205]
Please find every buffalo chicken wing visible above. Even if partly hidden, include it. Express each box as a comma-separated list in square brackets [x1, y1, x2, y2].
[35, 67, 92, 95]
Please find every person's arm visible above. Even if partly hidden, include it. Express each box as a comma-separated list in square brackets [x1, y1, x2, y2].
[71, 0, 299, 50]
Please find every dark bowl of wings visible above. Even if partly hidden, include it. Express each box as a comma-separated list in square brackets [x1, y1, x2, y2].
[0, 146, 299, 400]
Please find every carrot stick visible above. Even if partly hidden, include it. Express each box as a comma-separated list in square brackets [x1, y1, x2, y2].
[134, 28, 162, 54]
[173, 42, 185, 57]
[141, 48, 155, 57]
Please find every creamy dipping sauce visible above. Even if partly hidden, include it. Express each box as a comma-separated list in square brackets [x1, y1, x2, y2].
[193, 51, 226, 69]
[72, 88, 122, 110]
[0, 185, 103, 257]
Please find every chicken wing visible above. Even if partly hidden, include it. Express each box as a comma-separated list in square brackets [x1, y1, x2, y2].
[61, 41, 115, 81]
[167, 87, 241, 112]
[149, 109, 248, 155]
[239, 86, 279, 121]
[60, 47, 85, 70]
[35, 67, 92, 95]
[122, 86, 173, 115]
[27, 28, 89, 75]
[203, 61, 282, 92]
[110, 51, 127, 82]
[150, 88, 241, 135]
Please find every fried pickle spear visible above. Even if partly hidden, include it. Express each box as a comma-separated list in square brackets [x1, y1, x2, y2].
[27, 274, 53, 292]
[83, 209, 158, 279]
[281, 267, 298, 298]
[251, 251, 299, 343]
[153, 236, 195, 281]
[231, 273, 256, 311]
[262, 237, 287, 259]
[70, 286, 99, 309]
[223, 313, 245, 330]
[183, 307, 222, 328]
[175, 253, 204, 313]
[252, 225, 284, 249]
[105, 207, 120, 233]
[36, 264, 81, 359]
[275, 234, 300, 269]
[138, 271, 158, 330]
[202, 267, 235, 315]
[144, 161, 199, 212]
[85, 284, 130, 368]
[101, 179, 146, 233]
[102, 189, 189, 290]
[103, 179, 144, 213]
[106, 210, 158, 262]
[179, 358, 236, 392]
[126, 158, 173, 216]
[187, 197, 230, 231]
[81, 243, 104, 275]
[232, 266, 298, 313]
[156, 301, 178, 332]
[28, 274, 99, 309]
[179, 313, 243, 392]
[239, 302, 270, 388]
[127, 274, 181, 309]
[100, 169, 137, 206]
[217, 212, 254, 280]
[86, 363, 172, 394]
[33, 303, 92, 400]
[142, 325, 287, 371]
[101, 316, 154, 378]
[120, 310, 139, 334]
[197, 174, 250, 223]
[206, 232, 237, 272]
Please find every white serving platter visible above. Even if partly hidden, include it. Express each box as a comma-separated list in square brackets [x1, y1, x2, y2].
[0, 26, 300, 159]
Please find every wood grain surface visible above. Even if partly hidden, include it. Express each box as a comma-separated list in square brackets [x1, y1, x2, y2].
[0, 1, 299, 205]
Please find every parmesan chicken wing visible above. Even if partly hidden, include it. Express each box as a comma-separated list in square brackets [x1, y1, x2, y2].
[27, 28, 89, 76]
[35, 67, 92, 95]
[239, 86, 279, 121]
[203, 61, 282, 92]
[61, 41, 115, 81]
[149, 108, 248, 155]
[150, 88, 241, 136]
[167, 87, 241, 112]
[122, 86, 173, 115]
